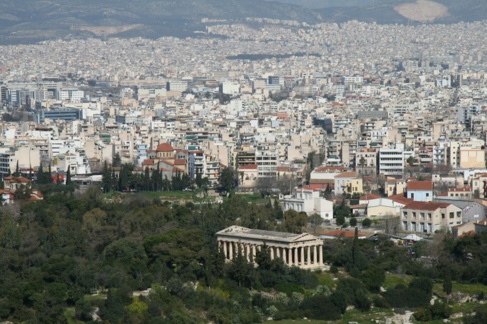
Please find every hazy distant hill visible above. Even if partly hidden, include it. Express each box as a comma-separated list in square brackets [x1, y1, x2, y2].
[1, 0, 487, 44]
[0, 0, 322, 44]
[277, 0, 487, 24]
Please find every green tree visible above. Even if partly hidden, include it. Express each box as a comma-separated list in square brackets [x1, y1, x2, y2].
[282, 210, 307, 233]
[308, 213, 323, 234]
[218, 167, 236, 194]
[112, 153, 122, 167]
[66, 167, 72, 185]
[358, 156, 366, 175]
[336, 215, 345, 226]
[443, 269, 452, 297]
[102, 161, 112, 193]
[13, 161, 19, 177]
[362, 218, 372, 228]
[362, 266, 385, 292]
[350, 217, 357, 227]
[255, 243, 272, 270]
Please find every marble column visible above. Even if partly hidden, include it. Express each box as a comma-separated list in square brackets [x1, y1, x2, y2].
[270, 246, 274, 260]
[313, 245, 317, 264]
[229, 241, 233, 260]
[318, 245, 323, 265]
[245, 244, 250, 262]
[252, 245, 257, 263]
[282, 248, 287, 264]
[223, 241, 228, 259]
[294, 246, 298, 265]
[288, 248, 293, 265]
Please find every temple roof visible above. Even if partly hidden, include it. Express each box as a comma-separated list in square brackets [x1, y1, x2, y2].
[216, 226, 321, 244]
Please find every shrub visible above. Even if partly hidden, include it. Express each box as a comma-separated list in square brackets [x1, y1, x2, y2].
[362, 218, 372, 228]
[300, 295, 341, 321]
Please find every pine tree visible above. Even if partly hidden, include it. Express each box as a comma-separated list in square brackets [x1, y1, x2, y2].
[37, 164, 45, 184]
[443, 269, 452, 296]
[102, 161, 111, 193]
[13, 161, 19, 177]
[66, 167, 72, 185]
[48, 164, 52, 184]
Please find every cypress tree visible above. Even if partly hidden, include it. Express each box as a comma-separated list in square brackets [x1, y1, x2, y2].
[66, 167, 72, 185]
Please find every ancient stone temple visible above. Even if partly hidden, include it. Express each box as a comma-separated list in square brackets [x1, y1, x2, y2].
[216, 226, 324, 270]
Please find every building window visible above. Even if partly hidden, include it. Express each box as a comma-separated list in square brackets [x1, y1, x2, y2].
[412, 212, 416, 218]
[449, 212, 454, 219]
[428, 213, 432, 219]
[442, 213, 445, 219]
[457, 212, 461, 218]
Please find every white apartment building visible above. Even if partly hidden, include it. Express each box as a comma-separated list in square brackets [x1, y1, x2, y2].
[255, 145, 279, 178]
[379, 146, 405, 177]
[58, 88, 84, 102]
[283, 186, 333, 221]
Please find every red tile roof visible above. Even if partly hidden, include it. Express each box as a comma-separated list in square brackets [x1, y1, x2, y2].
[174, 159, 187, 165]
[322, 230, 367, 238]
[335, 171, 358, 178]
[389, 194, 414, 205]
[359, 194, 381, 201]
[405, 201, 451, 211]
[142, 159, 155, 166]
[238, 164, 258, 170]
[156, 143, 174, 152]
[4, 175, 31, 183]
[448, 186, 472, 192]
[407, 181, 433, 191]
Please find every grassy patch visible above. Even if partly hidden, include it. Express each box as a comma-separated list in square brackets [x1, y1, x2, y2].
[383, 273, 412, 290]
[274, 320, 325, 324]
[434, 281, 487, 298]
[63, 307, 77, 324]
[339, 307, 395, 323]
[232, 193, 270, 205]
[315, 272, 336, 289]
[136, 191, 194, 200]
[84, 293, 107, 302]
[450, 301, 481, 314]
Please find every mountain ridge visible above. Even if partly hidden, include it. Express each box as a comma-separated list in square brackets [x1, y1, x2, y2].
[1, 0, 487, 44]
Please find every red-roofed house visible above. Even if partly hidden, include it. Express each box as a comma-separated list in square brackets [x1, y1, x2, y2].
[309, 166, 349, 190]
[321, 230, 367, 240]
[155, 143, 174, 159]
[334, 171, 363, 195]
[237, 164, 258, 188]
[406, 181, 433, 202]
[402, 201, 462, 233]
[447, 186, 473, 199]
[359, 193, 381, 205]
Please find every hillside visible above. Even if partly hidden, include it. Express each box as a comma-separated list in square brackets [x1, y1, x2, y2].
[1, 0, 487, 44]
[278, 0, 487, 24]
[0, 0, 322, 44]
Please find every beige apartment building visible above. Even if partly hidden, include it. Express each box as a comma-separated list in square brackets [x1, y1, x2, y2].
[402, 201, 462, 233]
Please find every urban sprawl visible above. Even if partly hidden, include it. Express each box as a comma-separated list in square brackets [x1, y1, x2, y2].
[2, 20, 487, 237]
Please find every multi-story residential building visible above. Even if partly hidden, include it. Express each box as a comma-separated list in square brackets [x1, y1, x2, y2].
[378, 146, 405, 177]
[402, 201, 462, 233]
[58, 88, 84, 102]
[355, 148, 377, 176]
[255, 145, 279, 178]
[283, 186, 333, 221]
[334, 171, 362, 195]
